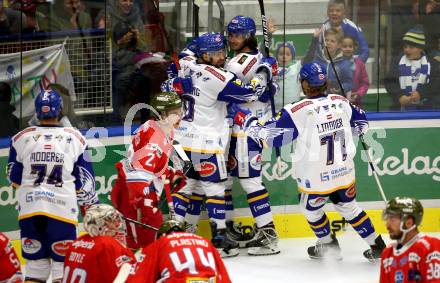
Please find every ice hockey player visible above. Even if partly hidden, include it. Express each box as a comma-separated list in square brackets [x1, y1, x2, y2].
[161, 32, 269, 258]
[7, 90, 99, 283]
[0, 232, 22, 283]
[63, 204, 135, 283]
[228, 62, 386, 261]
[126, 220, 232, 283]
[380, 197, 440, 283]
[111, 91, 187, 250]
[223, 15, 280, 255]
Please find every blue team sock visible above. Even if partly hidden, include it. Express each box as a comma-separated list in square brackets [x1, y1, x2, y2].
[308, 214, 331, 238]
[247, 189, 272, 227]
[172, 193, 190, 220]
[348, 210, 375, 239]
[205, 196, 226, 226]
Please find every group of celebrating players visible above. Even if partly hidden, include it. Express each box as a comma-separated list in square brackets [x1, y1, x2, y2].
[0, 13, 439, 283]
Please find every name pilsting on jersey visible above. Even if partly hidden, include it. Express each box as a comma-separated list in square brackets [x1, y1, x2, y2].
[291, 100, 313, 113]
[204, 66, 226, 81]
[316, 118, 344, 134]
[30, 152, 65, 163]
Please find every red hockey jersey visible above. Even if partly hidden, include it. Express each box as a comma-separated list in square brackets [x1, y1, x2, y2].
[63, 234, 135, 283]
[0, 232, 21, 282]
[380, 234, 440, 283]
[127, 232, 232, 283]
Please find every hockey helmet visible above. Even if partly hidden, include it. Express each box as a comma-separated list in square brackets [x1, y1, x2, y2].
[150, 92, 182, 113]
[299, 62, 327, 87]
[157, 219, 186, 238]
[196, 33, 226, 57]
[83, 204, 126, 241]
[383, 197, 424, 227]
[35, 89, 63, 120]
[227, 15, 257, 36]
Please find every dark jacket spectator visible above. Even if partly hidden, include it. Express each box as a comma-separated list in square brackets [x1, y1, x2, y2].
[418, 0, 440, 56]
[385, 26, 433, 111]
[0, 82, 19, 137]
[0, 5, 27, 36]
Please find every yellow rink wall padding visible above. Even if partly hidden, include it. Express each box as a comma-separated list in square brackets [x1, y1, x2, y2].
[12, 208, 440, 265]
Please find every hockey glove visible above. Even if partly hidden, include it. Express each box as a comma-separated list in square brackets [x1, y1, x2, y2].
[258, 81, 279, 103]
[166, 62, 179, 78]
[160, 77, 193, 95]
[227, 103, 257, 128]
[256, 56, 278, 81]
[163, 166, 187, 193]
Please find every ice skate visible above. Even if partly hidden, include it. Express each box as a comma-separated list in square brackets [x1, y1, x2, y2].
[307, 234, 342, 260]
[363, 235, 386, 263]
[226, 220, 256, 248]
[246, 223, 280, 256]
[210, 222, 239, 258]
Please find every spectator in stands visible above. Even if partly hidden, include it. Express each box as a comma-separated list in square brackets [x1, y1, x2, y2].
[341, 36, 369, 108]
[0, 2, 27, 36]
[274, 42, 302, 110]
[99, 0, 148, 50]
[36, 0, 92, 32]
[418, 0, 440, 56]
[303, 28, 354, 97]
[319, 0, 369, 63]
[0, 82, 19, 137]
[385, 25, 433, 111]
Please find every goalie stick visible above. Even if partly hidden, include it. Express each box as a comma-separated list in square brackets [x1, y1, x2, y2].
[121, 215, 159, 231]
[257, 0, 283, 176]
[322, 34, 387, 204]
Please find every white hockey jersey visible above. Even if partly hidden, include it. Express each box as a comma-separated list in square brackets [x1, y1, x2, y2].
[225, 51, 271, 120]
[259, 94, 368, 194]
[175, 63, 234, 154]
[8, 126, 98, 224]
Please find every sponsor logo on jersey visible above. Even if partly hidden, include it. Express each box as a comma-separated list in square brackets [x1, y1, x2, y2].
[44, 144, 52, 150]
[44, 134, 52, 141]
[250, 154, 262, 170]
[115, 255, 133, 267]
[291, 100, 313, 113]
[320, 172, 330, 182]
[237, 54, 248, 65]
[52, 240, 73, 257]
[64, 128, 86, 145]
[395, 270, 404, 283]
[32, 134, 41, 141]
[308, 197, 327, 208]
[204, 66, 226, 81]
[227, 155, 238, 171]
[314, 106, 320, 114]
[55, 135, 64, 141]
[326, 114, 333, 120]
[22, 238, 42, 254]
[196, 162, 217, 178]
[345, 185, 356, 198]
[242, 57, 257, 76]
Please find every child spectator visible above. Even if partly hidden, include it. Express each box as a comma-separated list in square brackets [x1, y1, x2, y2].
[385, 25, 433, 111]
[320, 0, 369, 63]
[303, 28, 353, 96]
[341, 36, 369, 108]
[274, 42, 302, 110]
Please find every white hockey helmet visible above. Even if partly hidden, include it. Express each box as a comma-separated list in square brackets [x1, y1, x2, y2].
[83, 204, 127, 245]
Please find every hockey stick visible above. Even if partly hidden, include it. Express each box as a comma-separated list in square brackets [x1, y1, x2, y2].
[121, 215, 159, 231]
[257, 0, 282, 176]
[322, 36, 387, 204]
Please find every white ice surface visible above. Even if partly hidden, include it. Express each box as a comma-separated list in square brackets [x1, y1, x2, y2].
[224, 232, 440, 283]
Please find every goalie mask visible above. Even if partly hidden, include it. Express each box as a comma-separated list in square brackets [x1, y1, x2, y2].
[84, 204, 127, 245]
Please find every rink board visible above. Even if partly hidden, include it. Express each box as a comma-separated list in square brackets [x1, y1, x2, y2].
[0, 120, 439, 264]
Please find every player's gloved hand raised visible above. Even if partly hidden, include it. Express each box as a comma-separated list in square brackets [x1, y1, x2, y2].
[160, 77, 193, 95]
[257, 56, 278, 81]
[227, 103, 257, 128]
[258, 81, 279, 103]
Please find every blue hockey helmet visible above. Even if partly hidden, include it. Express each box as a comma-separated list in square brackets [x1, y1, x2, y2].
[35, 89, 63, 120]
[227, 15, 256, 36]
[186, 37, 198, 54]
[196, 33, 226, 57]
[299, 62, 327, 87]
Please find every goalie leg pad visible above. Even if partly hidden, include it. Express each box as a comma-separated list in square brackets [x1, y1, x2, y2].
[25, 258, 51, 281]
